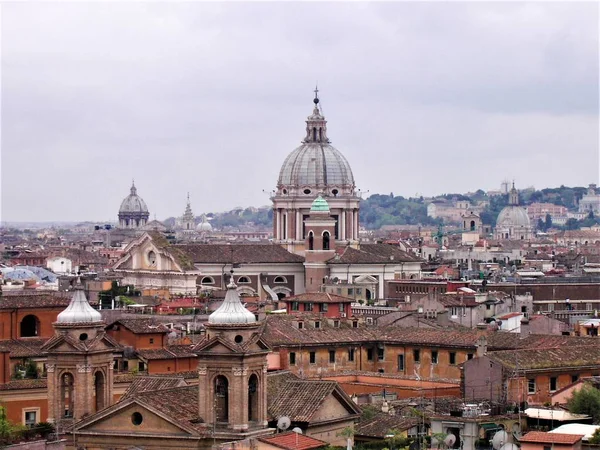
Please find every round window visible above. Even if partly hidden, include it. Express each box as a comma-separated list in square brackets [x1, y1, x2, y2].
[332, 189, 339, 196]
[234, 335, 243, 344]
[79, 333, 88, 341]
[282, 189, 287, 195]
[131, 412, 143, 426]
[303, 189, 311, 195]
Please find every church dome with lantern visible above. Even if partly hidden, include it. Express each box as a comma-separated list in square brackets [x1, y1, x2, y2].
[208, 276, 256, 324]
[56, 280, 103, 324]
[118, 181, 150, 229]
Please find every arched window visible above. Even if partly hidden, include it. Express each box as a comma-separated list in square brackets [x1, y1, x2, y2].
[313, 127, 317, 141]
[308, 232, 314, 251]
[274, 276, 287, 284]
[319, 129, 322, 141]
[248, 374, 259, 422]
[470, 220, 476, 231]
[238, 276, 250, 284]
[201, 276, 215, 285]
[215, 376, 229, 423]
[94, 371, 105, 412]
[61, 373, 74, 418]
[20, 315, 39, 337]
[323, 231, 330, 250]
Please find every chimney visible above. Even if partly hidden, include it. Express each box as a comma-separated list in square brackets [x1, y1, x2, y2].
[520, 316, 530, 338]
[476, 335, 488, 357]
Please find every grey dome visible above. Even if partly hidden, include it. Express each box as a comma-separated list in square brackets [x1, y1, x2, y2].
[57, 280, 102, 324]
[496, 206, 531, 228]
[119, 182, 148, 213]
[208, 278, 256, 324]
[196, 215, 213, 232]
[278, 143, 355, 189]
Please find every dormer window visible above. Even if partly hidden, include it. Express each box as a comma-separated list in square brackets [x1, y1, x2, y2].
[314, 321, 321, 329]
[274, 276, 287, 284]
[298, 321, 304, 329]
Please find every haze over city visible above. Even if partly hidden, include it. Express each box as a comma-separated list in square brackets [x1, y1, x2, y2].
[2, 1, 598, 222]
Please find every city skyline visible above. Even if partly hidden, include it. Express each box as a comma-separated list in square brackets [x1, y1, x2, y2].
[3, 2, 598, 222]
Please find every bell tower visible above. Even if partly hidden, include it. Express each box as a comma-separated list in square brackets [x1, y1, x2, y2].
[304, 196, 336, 292]
[42, 280, 118, 425]
[196, 274, 271, 438]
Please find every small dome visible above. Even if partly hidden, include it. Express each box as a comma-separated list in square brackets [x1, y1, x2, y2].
[196, 215, 213, 232]
[310, 195, 330, 212]
[119, 182, 149, 214]
[208, 278, 256, 324]
[57, 280, 102, 324]
[496, 206, 531, 228]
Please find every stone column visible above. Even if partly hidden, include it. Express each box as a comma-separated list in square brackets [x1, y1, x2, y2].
[198, 366, 210, 424]
[261, 363, 268, 426]
[340, 211, 346, 241]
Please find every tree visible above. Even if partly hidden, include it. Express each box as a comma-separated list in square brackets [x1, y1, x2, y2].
[589, 427, 600, 444]
[589, 210, 595, 220]
[537, 218, 545, 231]
[567, 384, 600, 423]
[545, 213, 552, 230]
[385, 428, 410, 450]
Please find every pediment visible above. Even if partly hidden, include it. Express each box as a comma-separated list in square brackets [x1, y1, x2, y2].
[113, 233, 183, 272]
[73, 398, 197, 436]
[196, 338, 238, 354]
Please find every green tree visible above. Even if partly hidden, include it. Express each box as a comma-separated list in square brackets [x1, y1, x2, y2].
[0, 406, 14, 444]
[545, 213, 552, 230]
[589, 427, 600, 444]
[537, 218, 545, 231]
[567, 385, 600, 423]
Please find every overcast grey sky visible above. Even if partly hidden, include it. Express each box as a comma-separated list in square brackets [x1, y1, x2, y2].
[2, 1, 598, 222]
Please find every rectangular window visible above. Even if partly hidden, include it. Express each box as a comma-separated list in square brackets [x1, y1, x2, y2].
[314, 321, 321, 329]
[528, 378, 536, 394]
[449, 352, 456, 365]
[333, 320, 340, 328]
[348, 288, 354, 296]
[486, 304, 491, 310]
[329, 350, 335, 363]
[431, 350, 438, 364]
[289, 352, 296, 365]
[367, 348, 374, 361]
[322, 303, 328, 312]
[122, 360, 129, 371]
[24, 410, 36, 428]
[353, 321, 358, 328]
[398, 354, 405, 371]
[309, 352, 316, 364]
[149, 338, 154, 344]
[550, 376, 557, 392]
[138, 361, 146, 372]
[305, 303, 314, 312]
[337, 288, 342, 295]
[467, 353, 474, 360]
[378, 347, 385, 361]
[291, 302, 299, 311]
[572, 375, 579, 383]
[349, 348, 355, 362]
[298, 321, 304, 329]
[356, 288, 362, 295]
[338, 303, 344, 313]
[413, 349, 420, 364]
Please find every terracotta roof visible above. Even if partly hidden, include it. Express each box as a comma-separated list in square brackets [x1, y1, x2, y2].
[134, 386, 203, 430]
[490, 345, 600, 371]
[0, 338, 49, 358]
[147, 231, 304, 269]
[258, 431, 327, 450]
[113, 370, 199, 384]
[282, 293, 354, 304]
[136, 345, 197, 361]
[267, 372, 359, 422]
[329, 244, 421, 264]
[121, 376, 188, 399]
[520, 431, 584, 444]
[0, 292, 74, 309]
[0, 378, 47, 390]
[107, 318, 170, 334]
[438, 296, 480, 307]
[356, 413, 420, 438]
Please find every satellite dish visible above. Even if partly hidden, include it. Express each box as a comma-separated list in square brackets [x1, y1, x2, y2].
[499, 444, 519, 450]
[444, 434, 457, 447]
[492, 430, 509, 450]
[277, 416, 291, 431]
[292, 427, 303, 434]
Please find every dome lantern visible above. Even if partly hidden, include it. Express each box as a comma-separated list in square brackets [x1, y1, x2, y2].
[56, 278, 103, 324]
[118, 180, 150, 229]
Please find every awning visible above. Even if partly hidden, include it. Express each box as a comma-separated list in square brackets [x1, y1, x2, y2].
[481, 423, 499, 431]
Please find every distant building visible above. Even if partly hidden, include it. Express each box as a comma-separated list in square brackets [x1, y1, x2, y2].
[118, 181, 150, 229]
[527, 202, 568, 222]
[494, 183, 532, 240]
[579, 184, 600, 214]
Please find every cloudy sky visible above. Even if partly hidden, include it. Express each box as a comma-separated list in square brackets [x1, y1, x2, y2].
[2, 1, 598, 222]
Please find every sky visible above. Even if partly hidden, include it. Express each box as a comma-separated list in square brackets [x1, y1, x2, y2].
[2, 1, 599, 222]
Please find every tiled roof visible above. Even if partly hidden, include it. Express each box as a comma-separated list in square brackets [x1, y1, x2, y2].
[328, 244, 421, 265]
[134, 386, 203, 431]
[438, 296, 480, 307]
[0, 292, 73, 309]
[121, 376, 188, 399]
[262, 315, 520, 350]
[0, 378, 47, 390]
[113, 370, 199, 384]
[356, 413, 420, 438]
[520, 431, 584, 444]
[489, 345, 600, 371]
[136, 345, 197, 361]
[0, 338, 49, 358]
[282, 293, 354, 304]
[258, 431, 327, 450]
[147, 231, 304, 268]
[107, 318, 170, 334]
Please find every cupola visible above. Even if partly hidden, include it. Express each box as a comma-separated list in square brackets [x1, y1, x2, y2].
[208, 274, 256, 324]
[56, 279, 102, 324]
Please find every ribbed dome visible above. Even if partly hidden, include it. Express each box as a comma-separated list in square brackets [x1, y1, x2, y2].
[311, 195, 330, 212]
[496, 206, 531, 228]
[196, 215, 213, 232]
[278, 143, 355, 189]
[119, 182, 148, 213]
[208, 278, 256, 324]
[57, 280, 102, 324]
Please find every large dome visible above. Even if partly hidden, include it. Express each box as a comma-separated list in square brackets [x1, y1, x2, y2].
[496, 206, 531, 228]
[277, 94, 355, 195]
[278, 143, 355, 190]
[119, 182, 148, 213]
